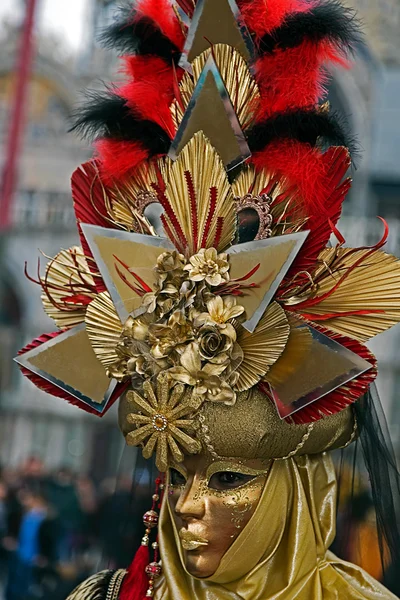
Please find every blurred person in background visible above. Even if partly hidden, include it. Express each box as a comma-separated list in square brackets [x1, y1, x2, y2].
[75, 475, 98, 557]
[20, 457, 46, 488]
[96, 476, 139, 569]
[47, 468, 83, 562]
[4, 485, 59, 600]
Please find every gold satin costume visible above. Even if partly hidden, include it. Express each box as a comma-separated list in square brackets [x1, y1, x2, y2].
[157, 454, 396, 600]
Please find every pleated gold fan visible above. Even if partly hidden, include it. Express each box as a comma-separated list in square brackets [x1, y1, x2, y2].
[162, 131, 236, 253]
[109, 160, 160, 234]
[85, 291, 123, 367]
[235, 302, 290, 391]
[171, 44, 260, 131]
[300, 247, 400, 342]
[41, 247, 96, 330]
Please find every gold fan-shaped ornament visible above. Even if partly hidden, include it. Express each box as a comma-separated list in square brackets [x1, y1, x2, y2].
[162, 131, 236, 253]
[41, 247, 97, 329]
[171, 44, 260, 131]
[108, 160, 160, 235]
[235, 302, 290, 391]
[85, 291, 123, 367]
[297, 247, 400, 342]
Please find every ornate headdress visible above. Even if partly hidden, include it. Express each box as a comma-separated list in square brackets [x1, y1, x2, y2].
[16, 0, 400, 595]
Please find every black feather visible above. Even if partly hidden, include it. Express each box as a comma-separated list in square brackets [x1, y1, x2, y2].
[246, 109, 357, 156]
[259, 0, 363, 55]
[69, 90, 171, 155]
[99, 6, 181, 64]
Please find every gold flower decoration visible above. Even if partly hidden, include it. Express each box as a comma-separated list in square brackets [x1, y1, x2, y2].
[184, 248, 229, 286]
[125, 374, 202, 472]
[198, 326, 233, 362]
[169, 342, 236, 405]
[195, 296, 244, 339]
[149, 311, 194, 359]
[156, 251, 187, 282]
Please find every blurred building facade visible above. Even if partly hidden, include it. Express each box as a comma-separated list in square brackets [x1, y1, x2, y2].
[0, 5, 123, 477]
[1, 0, 400, 474]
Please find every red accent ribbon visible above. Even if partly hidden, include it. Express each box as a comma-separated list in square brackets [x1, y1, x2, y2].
[120, 545, 150, 600]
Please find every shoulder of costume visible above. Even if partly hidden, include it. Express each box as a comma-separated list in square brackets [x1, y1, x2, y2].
[66, 570, 127, 600]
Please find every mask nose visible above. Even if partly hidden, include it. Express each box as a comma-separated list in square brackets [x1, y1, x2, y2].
[174, 476, 205, 521]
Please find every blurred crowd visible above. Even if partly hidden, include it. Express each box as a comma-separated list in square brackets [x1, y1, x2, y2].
[0, 456, 145, 600]
[0, 456, 398, 600]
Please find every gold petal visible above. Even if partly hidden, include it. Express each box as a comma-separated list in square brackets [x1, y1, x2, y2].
[85, 291, 122, 367]
[127, 413, 151, 426]
[171, 44, 260, 131]
[156, 432, 169, 472]
[142, 433, 159, 460]
[168, 383, 186, 410]
[41, 247, 96, 329]
[144, 379, 161, 411]
[169, 396, 203, 420]
[168, 424, 201, 454]
[265, 314, 313, 388]
[126, 424, 155, 446]
[126, 392, 154, 417]
[162, 132, 236, 253]
[167, 434, 184, 464]
[300, 248, 400, 342]
[235, 302, 290, 391]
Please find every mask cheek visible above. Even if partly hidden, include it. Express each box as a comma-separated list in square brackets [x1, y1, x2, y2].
[212, 478, 266, 541]
[198, 478, 265, 557]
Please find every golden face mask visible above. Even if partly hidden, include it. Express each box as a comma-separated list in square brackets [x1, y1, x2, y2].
[167, 452, 269, 578]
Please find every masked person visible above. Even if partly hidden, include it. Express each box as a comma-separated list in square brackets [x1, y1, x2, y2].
[16, 0, 400, 599]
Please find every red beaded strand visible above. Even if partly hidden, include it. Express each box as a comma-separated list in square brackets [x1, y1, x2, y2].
[143, 476, 165, 598]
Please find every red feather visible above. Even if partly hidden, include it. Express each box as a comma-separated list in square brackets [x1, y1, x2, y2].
[94, 139, 149, 185]
[275, 145, 351, 283]
[239, 0, 310, 37]
[252, 141, 350, 223]
[254, 41, 348, 120]
[119, 56, 179, 138]
[18, 333, 128, 417]
[135, 0, 185, 50]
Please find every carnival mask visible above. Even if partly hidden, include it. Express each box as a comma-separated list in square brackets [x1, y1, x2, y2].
[168, 453, 269, 578]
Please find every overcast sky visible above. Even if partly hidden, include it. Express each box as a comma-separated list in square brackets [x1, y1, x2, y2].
[0, 0, 91, 53]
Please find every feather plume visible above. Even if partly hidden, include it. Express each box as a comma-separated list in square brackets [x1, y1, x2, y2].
[94, 139, 150, 184]
[239, 0, 308, 38]
[246, 109, 356, 156]
[251, 141, 350, 223]
[99, 5, 181, 63]
[70, 90, 171, 152]
[258, 1, 362, 54]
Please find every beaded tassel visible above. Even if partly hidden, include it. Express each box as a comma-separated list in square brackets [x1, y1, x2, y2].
[143, 477, 164, 598]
